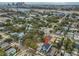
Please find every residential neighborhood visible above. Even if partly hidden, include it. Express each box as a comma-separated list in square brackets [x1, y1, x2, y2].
[0, 2, 79, 56]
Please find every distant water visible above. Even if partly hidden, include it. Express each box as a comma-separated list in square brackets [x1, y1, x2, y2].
[17, 8, 31, 12]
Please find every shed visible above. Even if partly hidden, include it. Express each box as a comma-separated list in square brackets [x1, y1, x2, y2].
[6, 48, 16, 56]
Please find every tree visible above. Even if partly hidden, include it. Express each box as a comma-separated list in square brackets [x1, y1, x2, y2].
[56, 37, 64, 50]
[46, 16, 59, 23]
[63, 38, 75, 54]
[4, 19, 13, 26]
[0, 35, 3, 39]
[4, 38, 13, 43]
[0, 48, 6, 56]
[24, 39, 38, 50]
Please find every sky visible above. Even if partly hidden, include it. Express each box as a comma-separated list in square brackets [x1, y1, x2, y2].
[0, 0, 79, 5]
[25, 2, 79, 5]
[0, 0, 79, 2]
[1, 2, 79, 5]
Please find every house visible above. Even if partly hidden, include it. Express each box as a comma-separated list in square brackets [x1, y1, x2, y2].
[0, 27, 4, 31]
[75, 16, 79, 20]
[10, 32, 24, 39]
[56, 30, 62, 36]
[37, 43, 43, 51]
[30, 14, 36, 17]
[41, 27, 53, 35]
[72, 49, 78, 56]
[40, 35, 57, 54]
[40, 35, 53, 53]
[69, 27, 78, 31]
[41, 43, 52, 53]
[43, 15, 48, 17]
[18, 32, 24, 45]
[10, 32, 24, 45]
[64, 52, 71, 56]
[74, 33, 79, 40]
[67, 32, 79, 40]
[18, 32, 24, 39]
[44, 35, 52, 44]
[18, 16, 25, 19]
[75, 43, 79, 49]
[53, 12, 65, 17]
[67, 32, 74, 39]
[63, 27, 68, 31]
[6, 48, 16, 56]
[0, 42, 10, 50]
[25, 24, 32, 31]
[49, 35, 56, 44]
[0, 21, 4, 27]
